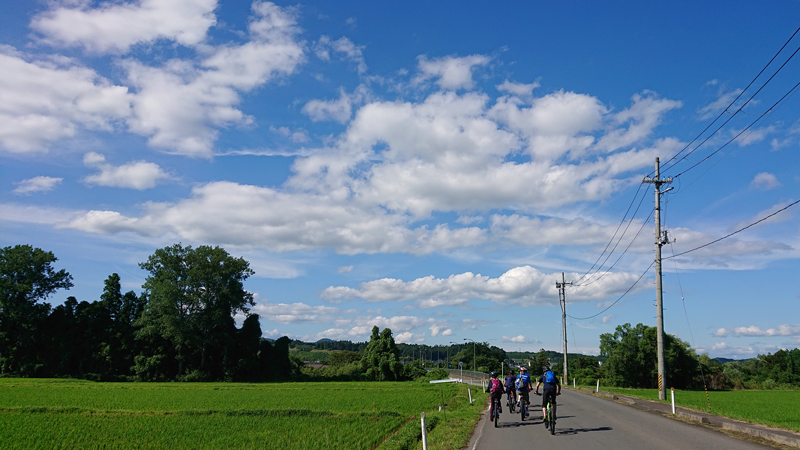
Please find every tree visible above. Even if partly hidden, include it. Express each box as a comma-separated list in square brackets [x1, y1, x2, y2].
[0, 245, 73, 375]
[136, 244, 255, 378]
[600, 323, 698, 389]
[361, 326, 403, 381]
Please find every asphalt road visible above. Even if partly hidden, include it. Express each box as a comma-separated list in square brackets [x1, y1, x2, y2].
[470, 389, 772, 449]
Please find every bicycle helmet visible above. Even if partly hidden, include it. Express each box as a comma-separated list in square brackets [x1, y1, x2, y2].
[543, 365, 550, 374]
[520, 366, 527, 372]
[490, 371, 498, 377]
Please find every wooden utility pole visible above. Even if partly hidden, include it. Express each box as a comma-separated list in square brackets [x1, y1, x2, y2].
[643, 157, 673, 401]
[556, 272, 572, 383]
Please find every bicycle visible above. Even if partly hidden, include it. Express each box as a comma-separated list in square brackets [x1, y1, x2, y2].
[536, 392, 559, 435]
[507, 390, 516, 414]
[519, 397, 528, 421]
[491, 395, 501, 428]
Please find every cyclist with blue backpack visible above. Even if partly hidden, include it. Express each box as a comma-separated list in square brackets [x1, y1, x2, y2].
[515, 366, 532, 417]
[534, 365, 561, 427]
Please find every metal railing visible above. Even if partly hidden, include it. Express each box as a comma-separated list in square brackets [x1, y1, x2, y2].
[447, 369, 488, 387]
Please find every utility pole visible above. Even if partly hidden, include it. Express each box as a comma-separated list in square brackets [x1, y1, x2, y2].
[642, 157, 673, 401]
[556, 272, 572, 383]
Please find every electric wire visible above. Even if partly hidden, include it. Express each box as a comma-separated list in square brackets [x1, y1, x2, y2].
[672, 79, 800, 179]
[566, 260, 655, 321]
[668, 239, 712, 409]
[573, 183, 647, 285]
[657, 26, 800, 176]
[574, 185, 652, 286]
[664, 198, 800, 260]
[576, 207, 654, 288]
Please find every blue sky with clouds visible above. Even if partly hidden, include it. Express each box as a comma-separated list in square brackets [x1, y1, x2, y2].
[2, 0, 799, 359]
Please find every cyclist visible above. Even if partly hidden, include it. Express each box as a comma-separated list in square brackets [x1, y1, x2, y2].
[534, 365, 561, 427]
[504, 370, 516, 407]
[485, 371, 504, 417]
[515, 366, 532, 417]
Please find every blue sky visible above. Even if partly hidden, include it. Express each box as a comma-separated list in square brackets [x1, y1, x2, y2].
[2, 0, 799, 359]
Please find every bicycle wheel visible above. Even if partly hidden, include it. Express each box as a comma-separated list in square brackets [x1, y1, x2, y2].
[493, 397, 499, 427]
[548, 403, 555, 435]
[520, 400, 525, 421]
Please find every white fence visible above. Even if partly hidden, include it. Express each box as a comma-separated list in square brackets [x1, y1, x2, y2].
[447, 369, 487, 388]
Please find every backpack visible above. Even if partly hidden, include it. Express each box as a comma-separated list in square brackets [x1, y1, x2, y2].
[516, 373, 530, 391]
[544, 370, 556, 384]
[489, 378, 502, 393]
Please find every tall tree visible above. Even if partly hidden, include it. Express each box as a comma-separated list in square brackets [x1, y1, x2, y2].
[361, 326, 403, 381]
[600, 323, 698, 389]
[136, 244, 254, 377]
[0, 245, 73, 375]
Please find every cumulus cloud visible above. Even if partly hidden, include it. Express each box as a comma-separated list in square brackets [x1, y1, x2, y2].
[414, 55, 490, 90]
[497, 80, 540, 97]
[713, 324, 800, 338]
[321, 266, 646, 307]
[594, 92, 682, 153]
[337, 265, 353, 273]
[750, 172, 781, 190]
[300, 315, 431, 342]
[13, 176, 63, 195]
[251, 301, 341, 324]
[31, 0, 219, 54]
[0, 47, 132, 153]
[122, 1, 304, 156]
[302, 88, 355, 123]
[82, 152, 171, 189]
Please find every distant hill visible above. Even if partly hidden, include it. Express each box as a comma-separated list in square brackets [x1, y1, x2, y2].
[316, 338, 334, 343]
[712, 357, 749, 364]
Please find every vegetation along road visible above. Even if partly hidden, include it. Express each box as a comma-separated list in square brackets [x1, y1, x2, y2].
[471, 389, 774, 450]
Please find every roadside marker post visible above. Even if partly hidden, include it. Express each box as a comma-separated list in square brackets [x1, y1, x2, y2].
[671, 388, 676, 414]
[596, 379, 600, 393]
[421, 412, 428, 450]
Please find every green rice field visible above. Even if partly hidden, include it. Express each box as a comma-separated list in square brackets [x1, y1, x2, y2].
[0, 378, 488, 450]
[581, 386, 800, 432]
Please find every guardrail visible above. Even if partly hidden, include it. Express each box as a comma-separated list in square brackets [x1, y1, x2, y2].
[447, 369, 488, 388]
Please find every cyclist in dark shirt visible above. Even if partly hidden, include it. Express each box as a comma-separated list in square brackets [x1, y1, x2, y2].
[534, 365, 561, 426]
[504, 370, 516, 407]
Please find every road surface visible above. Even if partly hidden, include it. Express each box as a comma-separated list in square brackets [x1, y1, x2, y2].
[470, 389, 772, 449]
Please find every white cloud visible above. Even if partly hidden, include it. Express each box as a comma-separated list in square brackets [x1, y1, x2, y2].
[442, 329, 453, 336]
[750, 172, 781, 190]
[13, 176, 63, 195]
[697, 88, 743, 120]
[252, 301, 341, 324]
[314, 36, 367, 74]
[713, 324, 800, 338]
[337, 265, 353, 273]
[414, 55, 490, 90]
[0, 47, 132, 153]
[594, 92, 682, 153]
[122, 1, 304, 156]
[31, 0, 219, 54]
[601, 314, 613, 324]
[497, 80, 540, 97]
[503, 335, 528, 343]
[82, 152, 171, 189]
[321, 266, 646, 307]
[302, 88, 354, 123]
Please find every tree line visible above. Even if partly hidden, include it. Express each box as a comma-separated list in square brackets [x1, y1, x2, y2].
[0, 244, 294, 381]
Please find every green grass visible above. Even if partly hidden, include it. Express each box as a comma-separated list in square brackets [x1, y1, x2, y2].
[0, 378, 488, 450]
[577, 385, 800, 432]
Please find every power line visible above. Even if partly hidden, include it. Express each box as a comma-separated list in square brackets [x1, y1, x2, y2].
[574, 183, 647, 285]
[658, 26, 800, 175]
[664, 198, 800, 260]
[566, 260, 655, 321]
[672, 78, 800, 179]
